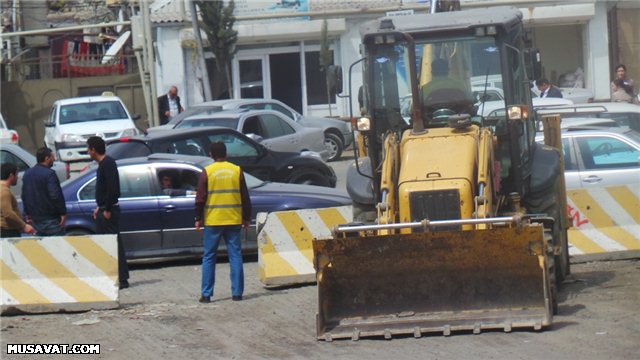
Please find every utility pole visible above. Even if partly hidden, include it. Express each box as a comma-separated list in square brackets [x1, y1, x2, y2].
[142, 0, 159, 126]
[132, 0, 159, 128]
[189, 0, 212, 101]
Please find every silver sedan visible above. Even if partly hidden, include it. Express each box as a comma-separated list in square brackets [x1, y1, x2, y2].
[537, 128, 640, 189]
[171, 108, 330, 161]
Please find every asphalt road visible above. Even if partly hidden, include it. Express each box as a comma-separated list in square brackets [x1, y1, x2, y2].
[1, 259, 638, 359]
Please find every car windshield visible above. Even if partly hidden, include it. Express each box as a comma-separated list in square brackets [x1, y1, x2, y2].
[167, 107, 222, 126]
[59, 101, 128, 124]
[244, 172, 265, 188]
[175, 117, 239, 129]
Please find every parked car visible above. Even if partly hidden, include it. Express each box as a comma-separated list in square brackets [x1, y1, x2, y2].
[535, 128, 640, 190]
[170, 108, 330, 161]
[535, 102, 640, 132]
[164, 98, 353, 161]
[0, 113, 19, 144]
[106, 126, 337, 187]
[62, 155, 351, 259]
[44, 93, 140, 162]
[535, 117, 619, 132]
[0, 144, 69, 198]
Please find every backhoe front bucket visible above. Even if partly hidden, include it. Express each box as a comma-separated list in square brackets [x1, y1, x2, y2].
[313, 225, 552, 340]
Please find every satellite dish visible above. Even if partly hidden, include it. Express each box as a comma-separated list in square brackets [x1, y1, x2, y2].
[101, 30, 130, 64]
[116, 9, 124, 33]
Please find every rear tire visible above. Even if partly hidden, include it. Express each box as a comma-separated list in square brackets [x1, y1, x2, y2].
[324, 132, 344, 162]
[287, 168, 331, 187]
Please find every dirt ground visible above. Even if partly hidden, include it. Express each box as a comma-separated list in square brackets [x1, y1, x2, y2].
[1, 258, 639, 360]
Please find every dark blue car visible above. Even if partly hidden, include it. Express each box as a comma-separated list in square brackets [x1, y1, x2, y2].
[62, 154, 351, 259]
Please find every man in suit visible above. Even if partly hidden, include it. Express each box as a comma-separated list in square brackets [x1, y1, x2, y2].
[536, 78, 563, 98]
[158, 86, 184, 125]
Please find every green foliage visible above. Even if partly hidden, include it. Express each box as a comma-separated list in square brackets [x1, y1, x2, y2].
[196, 0, 238, 93]
[197, 0, 238, 68]
[319, 19, 331, 70]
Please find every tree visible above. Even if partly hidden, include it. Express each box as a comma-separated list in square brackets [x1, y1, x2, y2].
[319, 19, 332, 116]
[196, 0, 238, 98]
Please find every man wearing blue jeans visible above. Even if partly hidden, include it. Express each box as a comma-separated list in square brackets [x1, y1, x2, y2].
[195, 142, 251, 303]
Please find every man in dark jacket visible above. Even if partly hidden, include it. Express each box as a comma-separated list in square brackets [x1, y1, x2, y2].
[536, 78, 563, 98]
[87, 136, 130, 289]
[22, 147, 66, 236]
[158, 85, 184, 125]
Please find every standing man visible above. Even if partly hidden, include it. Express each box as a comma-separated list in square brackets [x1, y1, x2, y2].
[195, 142, 251, 303]
[158, 85, 184, 125]
[86, 136, 130, 289]
[536, 78, 563, 98]
[1, 163, 35, 237]
[22, 147, 66, 236]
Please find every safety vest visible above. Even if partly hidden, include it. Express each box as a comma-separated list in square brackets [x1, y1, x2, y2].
[203, 161, 242, 226]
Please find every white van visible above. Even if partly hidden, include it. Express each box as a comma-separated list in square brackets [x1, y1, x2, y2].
[44, 93, 140, 162]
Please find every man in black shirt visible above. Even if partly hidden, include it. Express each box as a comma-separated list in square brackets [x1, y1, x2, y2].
[86, 136, 130, 289]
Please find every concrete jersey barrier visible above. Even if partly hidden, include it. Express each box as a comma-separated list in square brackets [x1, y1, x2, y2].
[1, 235, 119, 315]
[566, 185, 640, 261]
[257, 184, 639, 287]
[257, 206, 352, 287]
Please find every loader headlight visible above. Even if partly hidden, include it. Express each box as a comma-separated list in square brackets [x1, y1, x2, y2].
[357, 117, 371, 131]
[507, 105, 529, 121]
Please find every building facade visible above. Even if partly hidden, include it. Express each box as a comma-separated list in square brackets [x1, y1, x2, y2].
[151, 0, 639, 118]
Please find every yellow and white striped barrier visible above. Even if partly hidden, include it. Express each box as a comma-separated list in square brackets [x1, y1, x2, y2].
[567, 185, 640, 260]
[1, 235, 119, 315]
[257, 206, 352, 287]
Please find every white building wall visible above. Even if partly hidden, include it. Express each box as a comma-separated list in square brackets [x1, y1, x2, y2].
[155, 27, 196, 106]
[584, 1, 611, 100]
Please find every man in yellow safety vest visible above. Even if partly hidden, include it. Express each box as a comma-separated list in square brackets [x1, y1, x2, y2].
[195, 142, 252, 303]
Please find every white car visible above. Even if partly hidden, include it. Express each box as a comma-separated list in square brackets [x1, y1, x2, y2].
[44, 93, 140, 162]
[0, 113, 19, 144]
[535, 102, 640, 133]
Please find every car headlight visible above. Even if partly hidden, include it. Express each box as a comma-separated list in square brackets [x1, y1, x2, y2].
[121, 128, 138, 137]
[60, 133, 85, 143]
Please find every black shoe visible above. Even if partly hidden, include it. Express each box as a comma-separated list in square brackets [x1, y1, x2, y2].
[119, 280, 129, 289]
[232, 295, 242, 301]
[199, 296, 211, 303]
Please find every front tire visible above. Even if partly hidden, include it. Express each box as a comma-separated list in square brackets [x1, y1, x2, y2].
[324, 133, 344, 162]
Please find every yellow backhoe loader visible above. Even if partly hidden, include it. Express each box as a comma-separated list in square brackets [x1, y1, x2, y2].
[314, 4, 569, 340]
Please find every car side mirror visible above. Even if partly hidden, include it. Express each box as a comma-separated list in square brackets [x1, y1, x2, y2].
[132, 114, 141, 120]
[44, 119, 54, 127]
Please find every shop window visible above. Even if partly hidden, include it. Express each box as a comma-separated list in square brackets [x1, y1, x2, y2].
[305, 51, 336, 105]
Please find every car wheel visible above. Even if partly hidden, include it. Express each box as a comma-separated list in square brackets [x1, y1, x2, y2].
[66, 228, 92, 236]
[288, 168, 331, 187]
[324, 133, 343, 162]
